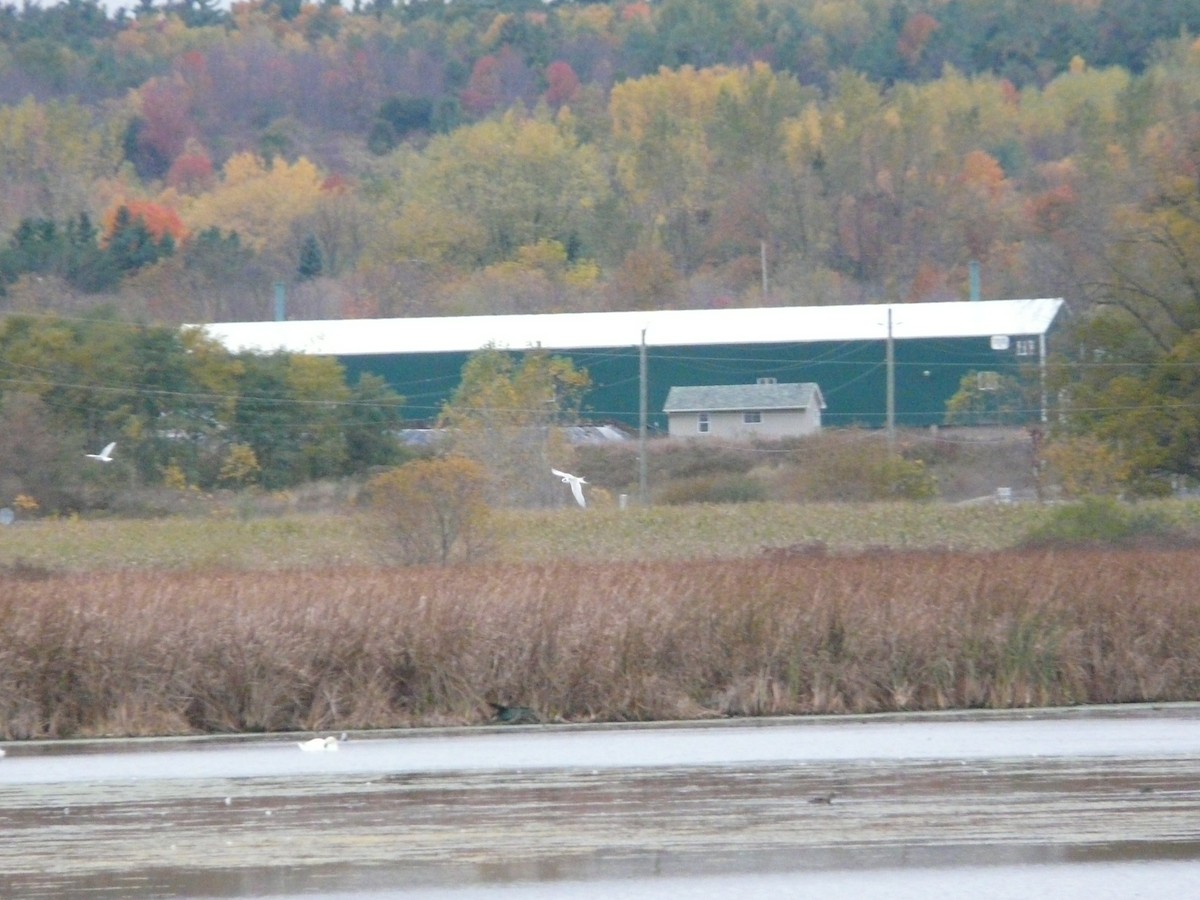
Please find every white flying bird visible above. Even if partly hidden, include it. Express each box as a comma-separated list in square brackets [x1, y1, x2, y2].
[86, 441, 116, 462]
[551, 468, 588, 508]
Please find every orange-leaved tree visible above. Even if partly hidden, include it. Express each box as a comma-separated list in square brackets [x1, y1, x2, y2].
[103, 200, 187, 246]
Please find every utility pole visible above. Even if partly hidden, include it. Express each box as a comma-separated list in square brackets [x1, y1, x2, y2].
[760, 240, 768, 299]
[886, 306, 895, 453]
[1039, 331, 1049, 423]
[638, 329, 648, 504]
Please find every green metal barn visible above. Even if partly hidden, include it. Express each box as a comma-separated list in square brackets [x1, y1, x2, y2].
[199, 298, 1063, 432]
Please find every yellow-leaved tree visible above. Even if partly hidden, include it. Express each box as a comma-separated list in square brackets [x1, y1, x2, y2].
[610, 64, 737, 236]
[183, 152, 326, 261]
[0, 97, 123, 235]
[609, 63, 811, 286]
[372, 110, 608, 270]
[439, 348, 590, 507]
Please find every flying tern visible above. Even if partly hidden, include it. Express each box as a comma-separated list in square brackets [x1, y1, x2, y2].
[86, 442, 116, 462]
[551, 468, 588, 508]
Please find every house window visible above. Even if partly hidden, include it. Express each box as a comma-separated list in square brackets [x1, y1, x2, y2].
[743, 411, 762, 424]
[1016, 338, 1037, 356]
[697, 413, 710, 433]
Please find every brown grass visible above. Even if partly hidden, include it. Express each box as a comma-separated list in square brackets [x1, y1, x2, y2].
[0, 502, 1065, 574]
[3, 548, 1198, 739]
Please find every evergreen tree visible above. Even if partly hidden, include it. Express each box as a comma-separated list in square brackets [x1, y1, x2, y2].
[64, 212, 119, 293]
[297, 234, 323, 281]
[0, 215, 125, 295]
[174, 0, 227, 27]
[122, 117, 171, 181]
[106, 206, 174, 274]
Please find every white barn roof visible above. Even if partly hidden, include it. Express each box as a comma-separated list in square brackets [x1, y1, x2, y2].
[195, 298, 1063, 357]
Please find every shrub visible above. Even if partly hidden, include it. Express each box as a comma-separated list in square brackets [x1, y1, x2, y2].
[219, 443, 261, 487]
[776, 433, 938, 501]
[657, 473, 767, 505]
[366, 456, 493, 564]
[1041, 435, 1130, 497]
[1020, 495, 1188, 549]
[650, 439, 756, 479]
[882, 457, 938, 500]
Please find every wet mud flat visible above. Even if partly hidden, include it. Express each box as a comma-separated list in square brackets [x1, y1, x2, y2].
[1, 705, 1199, 898]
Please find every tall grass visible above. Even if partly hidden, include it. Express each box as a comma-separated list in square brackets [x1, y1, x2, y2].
[4, 500, 1199, 572]
[2, 548, 1198, 739]
[0, 502, 1065, 573]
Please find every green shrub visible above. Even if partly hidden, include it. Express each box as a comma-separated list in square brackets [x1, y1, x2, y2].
[882, 457, 939, 500]
[658, 473, 767, 505]
[1021, 495, 1183, 548]
[777, 434, 938, 502]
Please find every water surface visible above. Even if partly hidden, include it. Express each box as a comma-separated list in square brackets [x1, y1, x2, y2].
[1, 704, 1197, 898]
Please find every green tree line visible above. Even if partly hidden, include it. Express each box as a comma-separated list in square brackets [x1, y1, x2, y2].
[0, 208, 177, 295]
[0, 313, 407, 512]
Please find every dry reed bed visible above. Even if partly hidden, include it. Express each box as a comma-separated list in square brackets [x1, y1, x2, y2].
[2, 548, 1198, 739]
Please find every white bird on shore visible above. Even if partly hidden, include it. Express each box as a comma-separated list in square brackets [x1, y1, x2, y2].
[86, 441, 116, 462]
[297, 735, 340, 752]
[551, 468, 588, 508]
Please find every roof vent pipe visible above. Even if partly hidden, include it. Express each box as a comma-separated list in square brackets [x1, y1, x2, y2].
[969, 260, 981, 302]
[274, 281, 287, 321]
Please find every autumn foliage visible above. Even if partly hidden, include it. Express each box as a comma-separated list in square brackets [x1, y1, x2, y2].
[543, 60, 580, 107]
[0, 1, 1196, 328]
[2, 547, 1199, 737]
[165, 144, 215, 194]
[366, 457, 494, 565]
[102, 200, 187, 245]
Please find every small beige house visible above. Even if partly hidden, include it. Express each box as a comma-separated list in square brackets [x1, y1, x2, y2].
[663, 381, 826, 439]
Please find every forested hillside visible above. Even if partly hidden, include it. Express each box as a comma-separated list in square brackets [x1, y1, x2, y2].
[3, 0, 1200, 500]
[1, 0, 1197, 319]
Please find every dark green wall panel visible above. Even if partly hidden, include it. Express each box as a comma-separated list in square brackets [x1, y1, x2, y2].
[338, 336, 1032, 431]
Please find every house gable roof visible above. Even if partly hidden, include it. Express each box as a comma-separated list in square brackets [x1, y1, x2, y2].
[663, 382, 825, 414]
